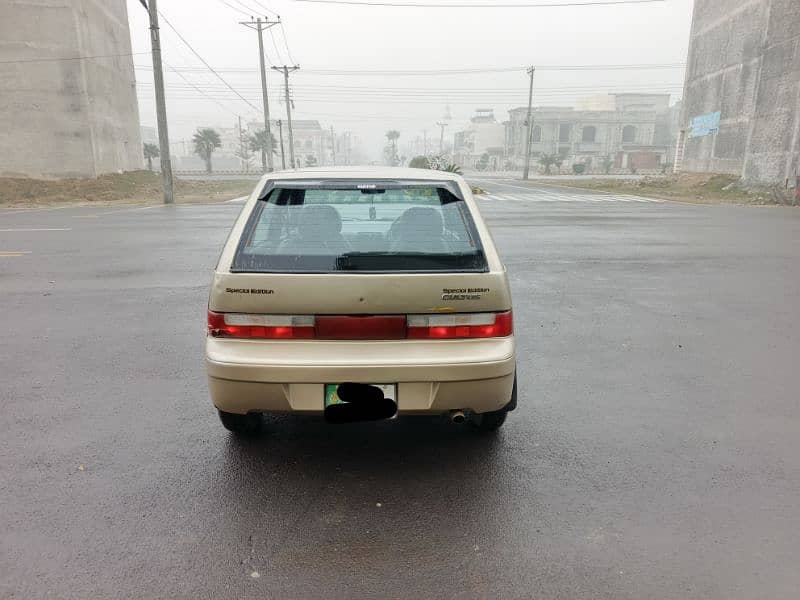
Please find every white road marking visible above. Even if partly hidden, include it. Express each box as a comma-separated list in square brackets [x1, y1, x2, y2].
[225, 196, 248, 203]
[73, 205, 165, 218]
[0, 228, 72, 232]
[472, 177, 663, 203]
[0, 205, 79, 214]
[477, 192, 662, 203]
[0, 250, 32, 257]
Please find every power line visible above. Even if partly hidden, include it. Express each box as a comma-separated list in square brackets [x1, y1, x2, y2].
[140, 94, 683, 105]
[268, 27, 285, 64]
[164, 61, 247, 118]
[279, 22, 297, 64]
[0, 51, 148, 65]
[300, 64, 685, 74]
[137, 79, 684, 93]
[133, 62, 685, 75]
[250, 0, 282, 16]
[156, 9, 261, 111]
[216, 0, 253, 17]
[231, 0, 261, 16]
[291, 0, 666, 7]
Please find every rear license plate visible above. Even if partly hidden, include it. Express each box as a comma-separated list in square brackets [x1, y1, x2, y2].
[325, 383, 397, 407]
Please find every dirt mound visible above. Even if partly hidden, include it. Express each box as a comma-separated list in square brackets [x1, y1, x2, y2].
[0, 171, 255, 207]
[555, 172, 796, 205]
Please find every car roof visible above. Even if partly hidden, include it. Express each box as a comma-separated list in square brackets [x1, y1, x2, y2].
[263, 166, 464, 182]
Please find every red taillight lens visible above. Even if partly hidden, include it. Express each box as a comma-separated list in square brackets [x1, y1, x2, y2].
[315, 315, 406, 340]
[208, 311, 513, 340]
[406, 311, 513, 339]
[207, 311, 314, 339]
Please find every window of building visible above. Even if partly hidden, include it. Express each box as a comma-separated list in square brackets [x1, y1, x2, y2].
[559, 124, 571, 143]
[581, 126, 597, 143]
[622, 125, 636, 144]
[532, 126, 542, 143]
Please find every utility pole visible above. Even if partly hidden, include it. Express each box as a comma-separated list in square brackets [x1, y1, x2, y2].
[522, 66, 536, 180]
[144, 0, 174, 204]
[330, 126, 336, 166]
[436, 121, 448, 154]
[276, 120, 286, 169]
[272, 65, 300, 168]
[238, 115, 246, 172]
[423, 129, 428, 155]
[240, 18, 279, 173]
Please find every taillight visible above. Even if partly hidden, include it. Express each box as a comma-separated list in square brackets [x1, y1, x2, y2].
[315, 315, 406, 340]
[406, 311, 513, 339]
[208, 311, 513, 340]
[207, 311, 314, 339]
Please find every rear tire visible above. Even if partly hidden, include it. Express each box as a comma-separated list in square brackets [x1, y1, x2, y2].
[470, 409, 507, 432]
[218, 410, 262, 435]
[470, 373, 516, 432]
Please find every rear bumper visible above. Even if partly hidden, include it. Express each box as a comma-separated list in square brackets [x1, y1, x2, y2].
[206, 336, 515, 415]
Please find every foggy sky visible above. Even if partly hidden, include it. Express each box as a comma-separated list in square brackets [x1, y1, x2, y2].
[128, 0, 694, 159]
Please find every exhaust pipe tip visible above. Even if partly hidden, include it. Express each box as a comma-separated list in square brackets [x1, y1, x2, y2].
[450, 410, 466, 424]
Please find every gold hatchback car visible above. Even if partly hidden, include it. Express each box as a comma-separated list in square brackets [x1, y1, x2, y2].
[206, 167, 516, 434]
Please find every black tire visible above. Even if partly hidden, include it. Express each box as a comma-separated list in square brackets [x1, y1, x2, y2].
[470, 373, 516, 432]
[218, 410, 262, 435]
[470, 409, 507, 432]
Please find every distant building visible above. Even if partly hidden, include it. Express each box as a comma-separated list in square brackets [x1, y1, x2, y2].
[140, 126, 158, 145]
[677, 0, 800, 183]
[0, 0, 142, 178]
[505, 94, 674, 172]
[453, 109, 506, 170]
[248, 120, 326, 168]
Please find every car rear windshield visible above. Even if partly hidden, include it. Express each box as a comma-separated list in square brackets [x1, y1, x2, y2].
[231, 183, 488, 273]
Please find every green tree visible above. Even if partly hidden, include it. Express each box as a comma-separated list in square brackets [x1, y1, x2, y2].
[143, 143, 159, 171]
[385, 130, 401, 166]
[408, 155, 430, 169]
[439, 162, 463, 175]
[601, 157, 614, 175]
[476, 152, 490, 171]
[249, 130, 277, 172]
[192, 128, 221, 174]
[553, 154, 565, 173]
[572, 163, 586, 175]
[538, 153, 557, 175]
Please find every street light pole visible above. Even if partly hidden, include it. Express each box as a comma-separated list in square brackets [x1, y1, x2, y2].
[145, 0, 174, 204]
[522, 66, 536, 180]
[277, 119, 286, 170]
[436, 121, 448, 154]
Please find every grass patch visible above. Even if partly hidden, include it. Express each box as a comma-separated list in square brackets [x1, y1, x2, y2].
[0, 170, 257, 207]
[548, 173, 797, 205]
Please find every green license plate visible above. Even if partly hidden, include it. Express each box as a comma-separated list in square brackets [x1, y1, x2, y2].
[324, 384, 397, 407]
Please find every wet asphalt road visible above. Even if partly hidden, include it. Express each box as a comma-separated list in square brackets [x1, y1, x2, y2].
[1, 179, 799, 599]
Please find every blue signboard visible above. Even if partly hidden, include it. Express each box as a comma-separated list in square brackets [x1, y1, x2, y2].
[689, 111, 721, 138]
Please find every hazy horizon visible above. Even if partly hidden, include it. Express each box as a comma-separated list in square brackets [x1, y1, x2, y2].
[128, 0, 694, 160]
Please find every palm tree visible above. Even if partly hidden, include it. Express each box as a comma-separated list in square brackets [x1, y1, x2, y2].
[192, 128, 221, 174]
[385, 130, 400, 166]
[439, 162, 463, 175]
[143, 143, 159, 171]
[248, 129, 278, 172]
[553, 154, 565, 174]
[538, 153, 557, 175]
